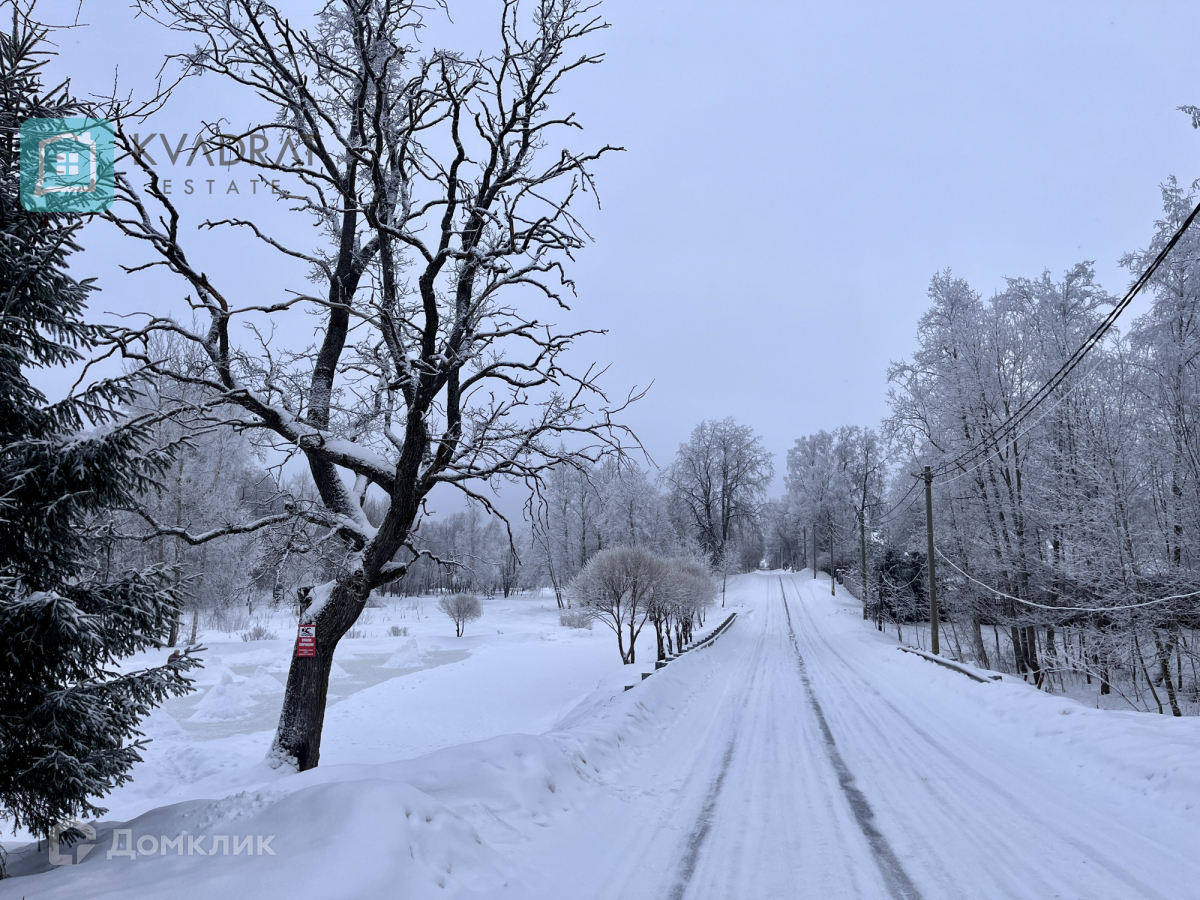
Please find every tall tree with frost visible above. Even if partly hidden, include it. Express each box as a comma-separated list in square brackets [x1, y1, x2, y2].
[0, 9, 198, 855]
[107, 0, 636, 770]
[784, 429, 840, 571]
[533, 460, 604, 607]
[664, 417, 773, 567]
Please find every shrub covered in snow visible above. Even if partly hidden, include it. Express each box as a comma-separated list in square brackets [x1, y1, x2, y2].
[438, 594, 483, 637]
[241, 623, 279, 642]
[569, 547, 669, 664]
[560, 609, 594, 630]
[569, 548, 715, 663]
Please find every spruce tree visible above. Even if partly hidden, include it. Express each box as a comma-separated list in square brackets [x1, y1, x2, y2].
[0, 9, 199, 860]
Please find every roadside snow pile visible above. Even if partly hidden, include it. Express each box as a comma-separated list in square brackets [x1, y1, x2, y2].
[1, 779, 511, 899]
[975, 677, 1200, 820]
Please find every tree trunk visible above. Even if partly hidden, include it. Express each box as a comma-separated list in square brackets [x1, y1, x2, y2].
[168, 451, 185, 648]
[271, 578, 366, 770]
[1025, 625, 1043, 688]
[1011, 626, 1027, 674]
[972, 615, 989, 669]
[1043, 625, 1058, 690]
[1153, 630, 1183, 717]
[1134, 632, 1163, 715]
[860, 515, 868, 620]
[1178, 635, 1186, 691]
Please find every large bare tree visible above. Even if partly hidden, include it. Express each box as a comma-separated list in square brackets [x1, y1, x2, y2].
[664, 417, 773, 566]
[104, 0, 635, 769]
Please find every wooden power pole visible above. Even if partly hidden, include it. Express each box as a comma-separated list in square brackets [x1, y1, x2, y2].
[860, 512, 868, 620]
[923, 466, 939, 655]
[830, 519, 835, 596]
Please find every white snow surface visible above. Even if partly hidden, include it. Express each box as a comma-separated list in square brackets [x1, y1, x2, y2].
[4, 574, 1200, 898]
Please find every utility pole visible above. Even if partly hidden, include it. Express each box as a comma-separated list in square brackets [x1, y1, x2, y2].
[802, 526, 807, 573]
[860, 512, 868, 620]
[923, 466, 939, 655]
[813, 525, 817, 580]
[830, 519, 835, 596]
[876, 556, 884, 631]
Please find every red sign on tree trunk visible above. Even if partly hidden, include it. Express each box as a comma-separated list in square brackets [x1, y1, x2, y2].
[295, 624, 316, 658]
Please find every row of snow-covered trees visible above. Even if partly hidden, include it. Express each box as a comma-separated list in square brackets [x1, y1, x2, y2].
[763, 425, 885, 577]
[529, 419, 773, 607]
[101, 399, 766, 674]
[102, 407, 773, 622]
[570, 548, 716, 663]
[62, 343, 773, 635]
[88, 398, 758, 671]
[776, 180, 1200, 715]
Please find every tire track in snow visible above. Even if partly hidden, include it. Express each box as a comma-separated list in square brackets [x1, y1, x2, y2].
[663, 610, 766, 900]
[666, 738, 737, 900]
[661, 602, 780, 900]
[780, 578, 924, 900]
[785, 575, 1180, 899]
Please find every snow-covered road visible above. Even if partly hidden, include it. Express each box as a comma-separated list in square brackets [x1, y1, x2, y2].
[6, 571, 1200, 899]
[521, 572, 1200, 899]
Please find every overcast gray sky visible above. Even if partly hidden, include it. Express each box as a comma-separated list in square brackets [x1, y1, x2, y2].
[38, 0, 1200, 496]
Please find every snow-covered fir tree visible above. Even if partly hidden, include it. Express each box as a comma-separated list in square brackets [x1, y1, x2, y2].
[0, 12, 199, 856]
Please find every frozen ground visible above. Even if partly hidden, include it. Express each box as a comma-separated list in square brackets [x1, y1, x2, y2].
[4, 573, 1200, 898]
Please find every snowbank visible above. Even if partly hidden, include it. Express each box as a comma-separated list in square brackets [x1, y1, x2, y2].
[6, 578, 1198, 899]
[0, 657, 699, 899]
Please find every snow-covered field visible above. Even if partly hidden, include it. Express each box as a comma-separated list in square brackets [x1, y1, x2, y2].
[5, 574, 1200, 899]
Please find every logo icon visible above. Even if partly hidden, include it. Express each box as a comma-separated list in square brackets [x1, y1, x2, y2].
[48, 818, 98, 866]
[20, 117, 114, 213]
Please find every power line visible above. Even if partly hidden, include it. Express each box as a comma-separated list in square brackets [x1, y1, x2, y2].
[933, 545, 1200, 612]
[930, 198, 1200, 479]
[933, 351, 1110, 488]
[870, 473, 923, 527]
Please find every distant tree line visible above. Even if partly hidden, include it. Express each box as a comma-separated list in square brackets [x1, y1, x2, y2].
[99, 401, 774, 650]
